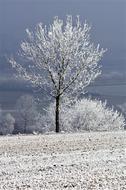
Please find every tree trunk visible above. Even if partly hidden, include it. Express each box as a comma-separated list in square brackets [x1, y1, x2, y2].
[55, 95, 60, 133]
[24, 118, 27, 134]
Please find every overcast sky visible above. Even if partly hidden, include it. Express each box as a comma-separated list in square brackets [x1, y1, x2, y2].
[0, 0, 126, 77]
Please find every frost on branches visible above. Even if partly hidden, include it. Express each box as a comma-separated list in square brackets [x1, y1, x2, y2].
[44, 99, 125, 132]
[0, 113, 15, 135]
[10, 15, 106, 132]
[15, 95, 41, 134]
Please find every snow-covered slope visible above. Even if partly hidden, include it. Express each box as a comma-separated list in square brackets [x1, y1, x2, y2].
[0, 131, 126, 189]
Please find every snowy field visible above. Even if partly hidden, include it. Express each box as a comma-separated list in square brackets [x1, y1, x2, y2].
[0, 131, 126, 190]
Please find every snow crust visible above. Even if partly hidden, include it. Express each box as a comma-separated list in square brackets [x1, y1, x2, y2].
[0, 131, 126, 189]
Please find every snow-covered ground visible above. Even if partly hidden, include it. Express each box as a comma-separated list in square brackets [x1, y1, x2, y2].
[0, 131, 126, 190]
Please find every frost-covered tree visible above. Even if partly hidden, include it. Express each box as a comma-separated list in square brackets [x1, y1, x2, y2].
[0, 106, 2, 121]
[66, 99, 125, 131]
[10, 15, 106, 132]
[0, 106, 2, 130]
[118, 103, 126, 129]
[118, 103, 126, 117]
[0, 113, 15, 135]
[15, 95, 39, 133]
[45, 99, 125, 132]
